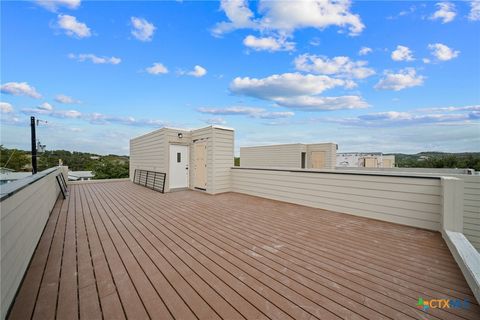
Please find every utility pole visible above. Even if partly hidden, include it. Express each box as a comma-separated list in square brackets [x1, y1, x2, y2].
[31, 116, 37, 174]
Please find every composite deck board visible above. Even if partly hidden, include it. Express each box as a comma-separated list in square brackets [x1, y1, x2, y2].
[7, 181, 479, 320]
[110, 182, 477, 320]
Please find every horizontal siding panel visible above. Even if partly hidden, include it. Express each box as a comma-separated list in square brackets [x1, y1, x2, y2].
[233, 170, 441, 194]
[232, 169, 441, 230]
[233, 180, 440, 222]
[232, 175, 441, 205]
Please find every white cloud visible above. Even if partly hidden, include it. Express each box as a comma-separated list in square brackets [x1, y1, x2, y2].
[187, 65, 207, 77]
[35, 0, 81, 12]
[212, 0, 259, 35]
[55, 94, 81, 104]
[69, 53, 121, 64]
[430, 2, 456, 23]
[57, 14, 91, 38]
[213, 0, 364, 36]
[55, 109, 82, 118]
[272, 95, 369, 111]
[391, 45, 414, 61]
[418, 105, 480, 112]
[243, 35, 295, 52]
[358, 47, 372, 56]
[205, 117, 227, 125]
[428, 43, 460, 61]
[146, 63, 169, 75]
[469, 0, 480, 21]
[332, 110, 479, 127]
[231, 73, 354, 100]
[375, 68, 425, 91]
[0, 82, 42, 98]
[39, 102, 54, 111]
[257, 0, 365, 36]
[422, 58, 431, 64]
[198, 106, 294, 119]
[229, 72, 367, 111]
[0, 102, 13, 113]
[22, 106, 82, 118]
[294, 54, 375, 79]
[131, 17, 156, 42]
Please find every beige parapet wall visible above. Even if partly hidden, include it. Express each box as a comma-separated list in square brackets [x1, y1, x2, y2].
[231, 167, 442, 230]
[0, 166, 66, 319]
[240, 143, 337, 170]
[463, 176, 480, 250]
[231, 167, 480, 303]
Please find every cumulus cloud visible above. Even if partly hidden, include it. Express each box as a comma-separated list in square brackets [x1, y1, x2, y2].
[391, 45, 414, 61]
[57, 14, 91, 38]
[68, 53, 121, 64]
[358, 47, 372, 56]
[229, 73, 368, 111]
[39, 102, 54, 111]
[294, 54, 375, 79]
[257, 0, 365, 36]
[55, 94, 81, 104]
[36, 0, 81, 12]
[0, 102, 14, 113]
[243, 35, 295, 52]
[430, 2, 456, 23]
[185, 65, 207, 77]
[146, 62, 169, 75]
[231, 72, 354, 100]
[428, 43, 459, 61]
[375, 68, 425, 91]
[469, 0, 480, 20]
[272, 95, 369, 111]
[212, 0, 258, 35]
[131, 17, 156, 41]
[198, 106, 294, 119]
[0, 82, 42, 98]
[213, 0, 364, 37]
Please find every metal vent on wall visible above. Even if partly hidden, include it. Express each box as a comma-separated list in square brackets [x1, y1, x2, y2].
[133, 169, 166, 193]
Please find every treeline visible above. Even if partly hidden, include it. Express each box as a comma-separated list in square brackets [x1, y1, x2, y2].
[390, 152, 480, 171]
[0, 146, 129, 179]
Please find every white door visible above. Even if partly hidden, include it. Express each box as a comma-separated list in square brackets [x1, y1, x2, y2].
[169, 145, 189, 189]
[310, 151, 326, 169]
[194, 142, 207, 189]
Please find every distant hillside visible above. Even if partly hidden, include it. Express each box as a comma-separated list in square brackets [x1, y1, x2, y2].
[0, 146, 129, 179]
[385, 152, 480, 171]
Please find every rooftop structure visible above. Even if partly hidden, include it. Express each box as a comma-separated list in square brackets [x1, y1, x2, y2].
[7, 181, 480, 319]
[1, 126, 479, 320]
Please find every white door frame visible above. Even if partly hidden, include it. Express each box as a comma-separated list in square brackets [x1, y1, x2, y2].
[169, 144, 189, 189]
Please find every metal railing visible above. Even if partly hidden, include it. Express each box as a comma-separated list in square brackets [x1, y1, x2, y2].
[133, 169, 166, 193]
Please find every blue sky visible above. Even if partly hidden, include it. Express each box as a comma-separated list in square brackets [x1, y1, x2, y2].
[1, 0, 479, 155]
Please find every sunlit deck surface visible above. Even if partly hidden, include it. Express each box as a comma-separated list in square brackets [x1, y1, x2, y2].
[8, 181, 479, 320]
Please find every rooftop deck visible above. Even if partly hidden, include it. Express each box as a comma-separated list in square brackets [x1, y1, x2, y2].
[8, 181, 479, 320]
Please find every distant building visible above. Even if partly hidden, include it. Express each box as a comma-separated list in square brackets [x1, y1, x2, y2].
[68, 171, 94, 181]
[90, 156, 100, 160]
[336, 153, 395, 168]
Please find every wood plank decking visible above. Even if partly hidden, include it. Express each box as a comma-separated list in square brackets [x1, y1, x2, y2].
[8, 181, 480, 320]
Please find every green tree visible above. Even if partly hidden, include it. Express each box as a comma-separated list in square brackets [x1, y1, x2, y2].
[91, 159, 129, 179]
[0, 145, 30, 171]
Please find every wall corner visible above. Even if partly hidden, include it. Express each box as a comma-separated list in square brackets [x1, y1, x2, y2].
[441, 176, 464, 232]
